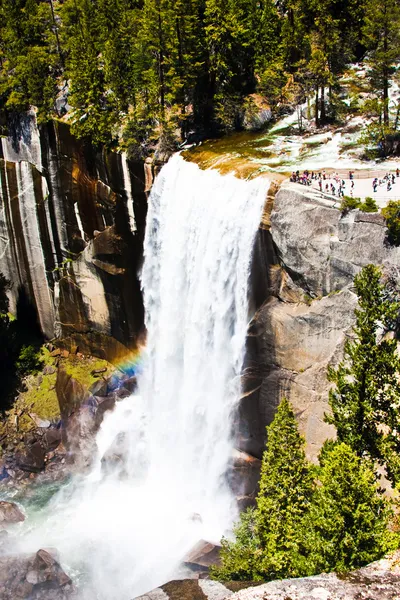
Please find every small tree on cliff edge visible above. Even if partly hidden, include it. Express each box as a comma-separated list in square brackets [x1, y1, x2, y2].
[211, 398, 314, 581]
[326, 264, 400, 484]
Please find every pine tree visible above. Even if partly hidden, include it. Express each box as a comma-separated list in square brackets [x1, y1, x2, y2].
[306, 443, 396, 573]
[254, 397, 314, 580]
[212, 398, 314, 581]
[326, 264, 400, 484]
[363, 0, 400, 127]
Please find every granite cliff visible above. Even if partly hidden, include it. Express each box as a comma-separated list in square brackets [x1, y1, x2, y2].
[1, 120, 399, 464]
[0, 114, 150, 362]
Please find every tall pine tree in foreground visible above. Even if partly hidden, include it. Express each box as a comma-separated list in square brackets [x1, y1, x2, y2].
[306, 443, 396, 574]
[212, 398, 313, 581]
[326, 264, 400, 484]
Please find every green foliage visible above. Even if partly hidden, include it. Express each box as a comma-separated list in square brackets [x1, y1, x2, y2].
[305, 443, 397, 573]
[340, 196, 378, 214]
[212, 397, 397, 583]
[213, 398, 314, 581]
[340, 195, 362, 213]
[382, 200, 400, 245]
[1, 0, 387, 142]
[16, 345, 44, 375]
[326, 264, 400, 485]
[360, 196, 378, 213]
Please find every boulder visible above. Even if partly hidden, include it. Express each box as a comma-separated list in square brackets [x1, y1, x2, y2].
[0, 501, 25, 524]
[0, 549, 74, 600]
[17, 441, 46, 473]
[226, 450, 261, 504]
[89, 378, 108, 397]
[43, 428, 62, 452]
[184, 540, 222, 570]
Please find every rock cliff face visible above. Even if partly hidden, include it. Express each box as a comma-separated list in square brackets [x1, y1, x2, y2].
[0, 114, 149, 360]
[2, 125, 398, 462]
[241, 183, 400, 461]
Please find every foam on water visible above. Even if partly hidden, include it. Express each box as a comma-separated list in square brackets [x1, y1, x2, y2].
[13, 155, 268, 599]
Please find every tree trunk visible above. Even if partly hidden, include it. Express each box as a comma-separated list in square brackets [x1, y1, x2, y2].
[157, 3, 165, 117]
[49, 0, 63, 67]
[320, 86, 326, 122]
[315, 87, 319, 127]
[383, 4, 389, 127]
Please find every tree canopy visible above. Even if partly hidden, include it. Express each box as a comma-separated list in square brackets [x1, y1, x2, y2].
[2, 0, 398, 149]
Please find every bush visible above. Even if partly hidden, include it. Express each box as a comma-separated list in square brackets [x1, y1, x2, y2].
[340, 196, 361, 213]
[382, 199, 400, 245]
[16, 345, 43, 375]
[340, 196, 378, 215]
[360, 196, 378, 213]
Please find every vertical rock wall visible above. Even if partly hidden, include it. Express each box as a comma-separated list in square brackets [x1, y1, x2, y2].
[0, 114, 149, 360]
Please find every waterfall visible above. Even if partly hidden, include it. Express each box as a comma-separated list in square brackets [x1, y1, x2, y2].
[16, 155, 268, 599]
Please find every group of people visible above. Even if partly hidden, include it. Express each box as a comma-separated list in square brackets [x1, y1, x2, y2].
[290, 168, 400, 198]
[290, 169, 352, 197]
[372, 172, 399, 193]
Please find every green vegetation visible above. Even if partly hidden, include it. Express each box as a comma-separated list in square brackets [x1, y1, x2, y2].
[1, 0, 400, 154]
[326, 264, 400, 485]
[213, 264, 400, 583]
[212, 398, 396, 582]
[63, 356, 112, 390]
[305, 442, 396, 574]
[340, 195, 378, 214]
[382, 200, 400, 245]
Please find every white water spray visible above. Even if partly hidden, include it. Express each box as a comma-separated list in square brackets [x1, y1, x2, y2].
[13, 155, 268, 599]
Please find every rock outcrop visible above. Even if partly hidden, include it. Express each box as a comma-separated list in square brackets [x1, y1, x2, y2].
[137, 551, 400, 600]
[0, 548, 75, 600]
[241, 183, 400, 461]
[0, 114, 149, 361]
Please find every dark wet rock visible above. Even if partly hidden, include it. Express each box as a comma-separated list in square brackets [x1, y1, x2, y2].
[122, 375, 138, 393]
[0, 501, 25, 524]
[17, 441, 46, 473]
[227, 450, 261, 503]
[89, 378, 108, 397]
[0, 549, 75, 600]
[184, 540, 222, 570]
[43, 428, 62, 452]
[115, 387, 132, 400]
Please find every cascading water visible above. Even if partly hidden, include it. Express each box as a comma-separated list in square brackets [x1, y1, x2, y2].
[12, 155, 269, 599]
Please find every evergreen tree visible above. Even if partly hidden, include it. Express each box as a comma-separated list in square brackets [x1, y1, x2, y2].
[254, 397, 313, 579]
[212, 398, 314, 581]
[363, 0, 400, 127]
[326, 264, 400, 484]
[306, 443, 396, 573]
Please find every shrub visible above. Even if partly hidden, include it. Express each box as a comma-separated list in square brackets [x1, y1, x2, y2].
[340, 195, 361, 213]
[360, 196, 378, 213]
[16, 345, 43, 375]
[382, 199, 400, 245]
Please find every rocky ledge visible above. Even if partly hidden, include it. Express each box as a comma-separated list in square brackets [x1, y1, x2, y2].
[139, 551, 400, 600]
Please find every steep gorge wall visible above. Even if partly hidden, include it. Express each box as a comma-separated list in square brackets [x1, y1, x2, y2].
[0, 115, 150, 360]
[241, 183, 400, 461]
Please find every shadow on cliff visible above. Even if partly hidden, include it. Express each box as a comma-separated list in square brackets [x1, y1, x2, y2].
[0, 286, 43, 412]
[237, 228, 281, 460]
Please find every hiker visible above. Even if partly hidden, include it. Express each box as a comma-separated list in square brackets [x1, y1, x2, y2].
[397, 168, 400, 177]
[387, 181, 392, 192]
[319, 180, 322, 191]
[392, 174, 395, 184]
